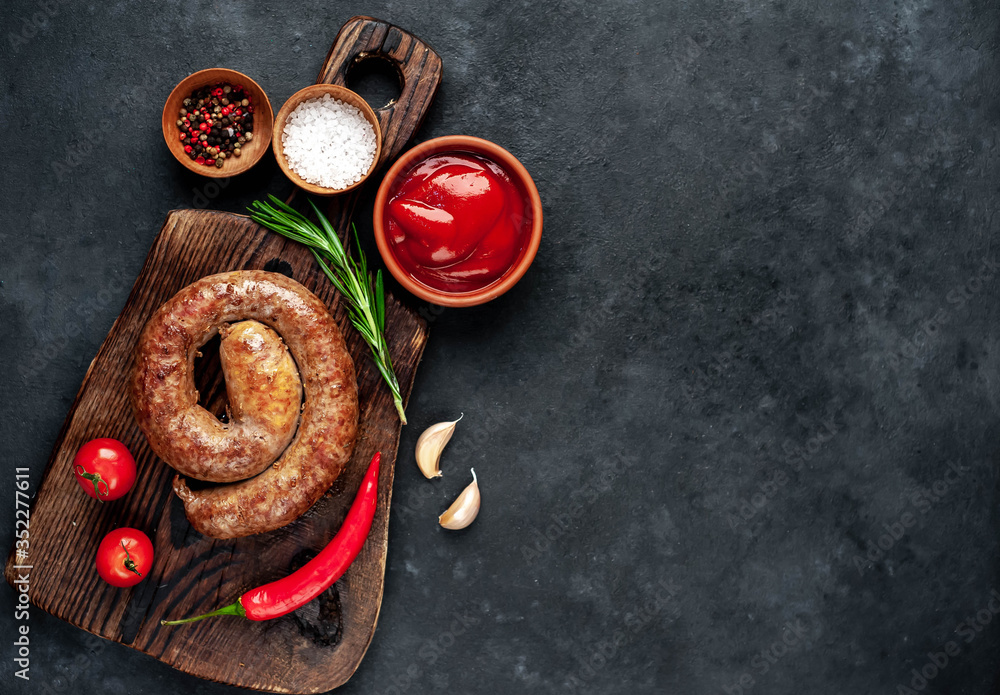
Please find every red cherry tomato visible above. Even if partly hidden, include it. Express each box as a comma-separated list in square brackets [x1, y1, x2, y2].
[96, 528, 153, 588]
[72, 438, 136, 502]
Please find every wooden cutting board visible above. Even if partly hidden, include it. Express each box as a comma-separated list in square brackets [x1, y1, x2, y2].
[4, 16, 442, 693]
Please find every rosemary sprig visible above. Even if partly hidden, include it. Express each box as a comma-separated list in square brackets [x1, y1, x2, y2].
[249, 195, 406, 424]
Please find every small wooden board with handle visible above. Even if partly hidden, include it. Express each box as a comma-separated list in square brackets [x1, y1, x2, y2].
[5, 16, 442, 693]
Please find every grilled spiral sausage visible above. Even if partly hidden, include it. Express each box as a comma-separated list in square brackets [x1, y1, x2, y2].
[217, 319, 303, 476]
[130, 270, 359, 538]
[132, 318, 302, 483]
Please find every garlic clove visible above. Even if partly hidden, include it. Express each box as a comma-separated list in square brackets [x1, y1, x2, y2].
[415, 414, 462, 479]
[439, 469, 480, 530]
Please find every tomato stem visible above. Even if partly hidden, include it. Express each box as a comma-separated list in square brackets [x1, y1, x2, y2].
[75, 465, 108, 502]
[121, 541, 142, 577]
[160, 600, 246, 625]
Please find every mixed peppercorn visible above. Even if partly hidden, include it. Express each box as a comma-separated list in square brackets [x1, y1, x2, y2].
[176, 83, 255, 168]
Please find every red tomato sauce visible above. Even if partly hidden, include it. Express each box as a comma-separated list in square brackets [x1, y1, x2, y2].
[384, 151, 531, 293]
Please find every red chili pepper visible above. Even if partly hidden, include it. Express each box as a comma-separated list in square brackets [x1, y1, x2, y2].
[161, 452, 380, 625]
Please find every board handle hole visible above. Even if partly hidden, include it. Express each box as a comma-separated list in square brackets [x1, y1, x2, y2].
[263, 258, 295, 278]
[347, 54, 403, 110]
[193, 333, 228, 421]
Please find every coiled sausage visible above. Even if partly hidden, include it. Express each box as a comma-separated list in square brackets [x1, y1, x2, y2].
[130, 270, 359, 538]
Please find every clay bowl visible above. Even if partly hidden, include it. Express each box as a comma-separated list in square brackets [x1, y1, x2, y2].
[373, 135, 543, 308]
[161, 68, 273, 178]
[272, 84, 383, 196]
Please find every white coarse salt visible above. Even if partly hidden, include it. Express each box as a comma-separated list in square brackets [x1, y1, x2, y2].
[282, 94, 377, 189]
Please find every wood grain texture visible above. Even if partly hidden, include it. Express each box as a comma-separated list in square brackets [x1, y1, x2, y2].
[5, 16, 442, 694]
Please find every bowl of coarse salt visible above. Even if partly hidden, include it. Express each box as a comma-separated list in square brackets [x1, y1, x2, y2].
[273, 84, 382, 195]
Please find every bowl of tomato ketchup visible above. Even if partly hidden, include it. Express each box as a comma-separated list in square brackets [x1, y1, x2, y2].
[373, 135, 543, 307]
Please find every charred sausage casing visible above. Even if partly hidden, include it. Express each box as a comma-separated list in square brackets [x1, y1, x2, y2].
[130, 270, 359, 538]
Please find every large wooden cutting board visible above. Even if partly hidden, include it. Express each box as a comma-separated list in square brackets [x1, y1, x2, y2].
[4, 16, 442, 693]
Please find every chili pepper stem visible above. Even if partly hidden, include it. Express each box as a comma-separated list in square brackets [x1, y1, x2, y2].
[160, 600, 246, 626]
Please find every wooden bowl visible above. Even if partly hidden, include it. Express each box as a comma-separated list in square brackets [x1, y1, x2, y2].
[373, 135, 544, 308]
[161, 68, 273, 178]
[272, 84, 383, 196]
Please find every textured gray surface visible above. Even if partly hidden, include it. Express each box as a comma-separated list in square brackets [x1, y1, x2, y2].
[2, 0, 1000, 693]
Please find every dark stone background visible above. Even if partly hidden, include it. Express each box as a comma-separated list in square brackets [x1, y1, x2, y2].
[2, 1, 1000, 693]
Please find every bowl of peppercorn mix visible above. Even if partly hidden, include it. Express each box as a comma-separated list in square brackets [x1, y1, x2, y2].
[161, 68, 273, 178]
